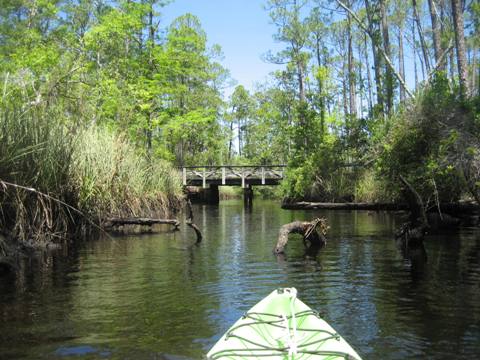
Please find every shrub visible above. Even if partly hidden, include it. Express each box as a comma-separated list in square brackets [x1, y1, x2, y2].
[376, 75, 472, 204]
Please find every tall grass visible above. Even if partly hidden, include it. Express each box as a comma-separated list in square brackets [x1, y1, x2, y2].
[0, 83, 74, 243]
[354, 170, 392, 203]
[71, 127, 182, 220]
[0, 75, 182, 246]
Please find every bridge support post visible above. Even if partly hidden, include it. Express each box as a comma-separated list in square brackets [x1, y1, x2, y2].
[203, 184, 219, 205]
[244, 184, 253, 208]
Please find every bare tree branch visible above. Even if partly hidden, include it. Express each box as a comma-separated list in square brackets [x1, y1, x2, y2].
[335, 0, 414, 98]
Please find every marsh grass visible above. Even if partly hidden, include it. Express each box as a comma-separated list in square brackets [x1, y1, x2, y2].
[71, 127, 183, 220]
[0, 89, 75, 243]
[0, 77, 182, 246]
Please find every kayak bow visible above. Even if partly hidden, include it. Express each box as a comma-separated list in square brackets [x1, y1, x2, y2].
[207, 288, 362, 359]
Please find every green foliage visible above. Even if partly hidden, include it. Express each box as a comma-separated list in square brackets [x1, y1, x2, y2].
[0, 71, 182, 243]
[1, 0, 478, 227]
[377, 76, 469, 203]
[281, 131, 356, 201]
[158, 108, 225, 165]
[0, 1, 227, 244]
[355, 170, 391, 203]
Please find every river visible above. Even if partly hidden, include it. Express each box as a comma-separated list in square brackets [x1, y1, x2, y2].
[1, 200, 479, 359]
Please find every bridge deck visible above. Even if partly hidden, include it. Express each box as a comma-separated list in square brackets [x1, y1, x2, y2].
[182, 165, 286, 188]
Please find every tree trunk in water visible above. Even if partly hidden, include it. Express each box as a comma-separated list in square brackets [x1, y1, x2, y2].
[186, 199, 203, 243]
[428, 0, 444, 69]
[274, 218, 328, 254]
[396, 175, 429, 245]
[451, 0, 470, 97]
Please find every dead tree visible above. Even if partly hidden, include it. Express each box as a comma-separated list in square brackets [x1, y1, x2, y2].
[186, 199, 202, 243]
[274, 218, 328, 254]
[395, 175, 429, 245]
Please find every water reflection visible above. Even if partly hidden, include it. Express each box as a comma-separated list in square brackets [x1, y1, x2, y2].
[0, 201, 479, 360]
[274, 240, 324, 271]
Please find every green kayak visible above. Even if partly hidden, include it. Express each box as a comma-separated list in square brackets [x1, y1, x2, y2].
[207, 288, 362, 359]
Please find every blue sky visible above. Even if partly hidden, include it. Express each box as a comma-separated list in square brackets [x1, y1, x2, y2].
[160, 0, 419, 103]
[160, 0, 283, 98]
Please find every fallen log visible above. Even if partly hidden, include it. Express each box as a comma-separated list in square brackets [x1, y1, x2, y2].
[281, 201, 409, 211]
[103, 218, 180, 230]
[274, 218, 328, 254]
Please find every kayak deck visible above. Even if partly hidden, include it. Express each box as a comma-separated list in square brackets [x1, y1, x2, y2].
[207, 288, 362, 359]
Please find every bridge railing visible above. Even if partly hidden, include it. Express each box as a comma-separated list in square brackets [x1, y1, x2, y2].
[182, 165, 286, 187]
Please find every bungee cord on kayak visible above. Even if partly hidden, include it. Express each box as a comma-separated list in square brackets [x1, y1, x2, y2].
[208, 288, 361, 359]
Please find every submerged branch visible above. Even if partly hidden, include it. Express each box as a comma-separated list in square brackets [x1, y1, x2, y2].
[103, 218, 180, 229]
[186, 221, 203, 243]
[274, 218, 328, 254]
[186, 198, 202, 243]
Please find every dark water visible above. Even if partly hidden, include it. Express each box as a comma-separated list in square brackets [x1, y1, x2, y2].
[1, 200, 479, 359]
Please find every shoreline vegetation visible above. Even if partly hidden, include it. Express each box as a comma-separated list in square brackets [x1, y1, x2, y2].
[0, 81, 183, 270]
[1, 1, 479, 272]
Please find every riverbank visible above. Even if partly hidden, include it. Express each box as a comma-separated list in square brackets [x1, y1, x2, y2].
[0, 93, 183, 273]
[282, 200, 480, 212]
[282, 201, 409, 211]
[281, 200, 480, 227]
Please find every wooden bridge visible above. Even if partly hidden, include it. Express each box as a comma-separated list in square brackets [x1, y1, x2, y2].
[182, 165, 286, 188]
[182, 165, 286, 205]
